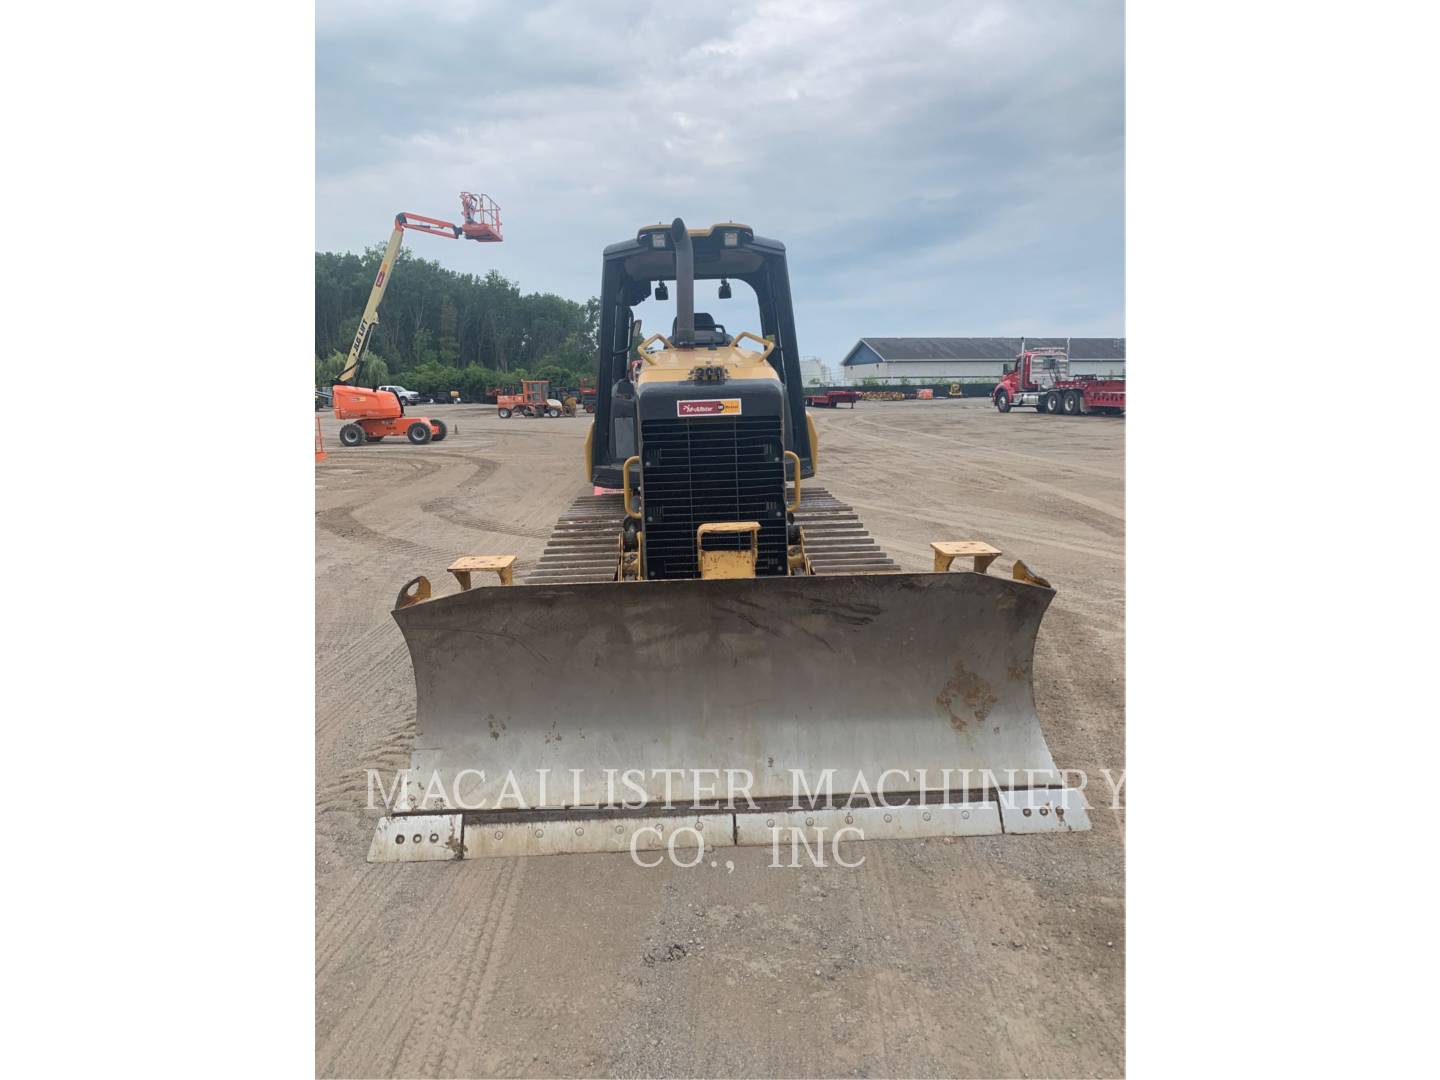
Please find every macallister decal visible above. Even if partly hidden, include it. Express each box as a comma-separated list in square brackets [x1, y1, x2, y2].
[677, 398, 742, 417]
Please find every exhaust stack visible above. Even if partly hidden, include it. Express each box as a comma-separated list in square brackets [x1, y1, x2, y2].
[671, 217, 695, 345]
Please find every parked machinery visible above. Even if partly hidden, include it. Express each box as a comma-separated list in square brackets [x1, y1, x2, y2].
[332, 193, 501, 446]
[495, 379, 563, 418]
[804, 389, 860, 408]
[368, 219, 1089, 863]
[992, 344, 1125, 416]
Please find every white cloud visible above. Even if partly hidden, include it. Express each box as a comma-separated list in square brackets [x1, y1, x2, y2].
[317, 0, 1123, 364]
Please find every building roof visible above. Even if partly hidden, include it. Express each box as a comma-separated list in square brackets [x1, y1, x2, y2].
[842, 337, 1126, 365]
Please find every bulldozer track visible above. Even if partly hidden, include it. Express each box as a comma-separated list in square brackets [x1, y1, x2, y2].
[521, 485, 899, 584]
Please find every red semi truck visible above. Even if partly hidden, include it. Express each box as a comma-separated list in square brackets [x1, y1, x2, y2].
[992, 346, 1125, 416]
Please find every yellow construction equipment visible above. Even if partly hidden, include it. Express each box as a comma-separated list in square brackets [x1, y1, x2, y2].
[369, 219, 1089, 863]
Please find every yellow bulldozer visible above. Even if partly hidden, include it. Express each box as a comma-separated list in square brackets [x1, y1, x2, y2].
[369, 219, 1088, 863]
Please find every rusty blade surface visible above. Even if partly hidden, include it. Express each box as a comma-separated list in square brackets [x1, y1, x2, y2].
[391, 571, 1060, 812]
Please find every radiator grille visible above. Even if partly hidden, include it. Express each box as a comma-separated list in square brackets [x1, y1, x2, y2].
[639, 417, 788, 579]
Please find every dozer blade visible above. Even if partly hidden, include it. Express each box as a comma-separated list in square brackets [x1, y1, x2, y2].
[369, 571, 1088, 861]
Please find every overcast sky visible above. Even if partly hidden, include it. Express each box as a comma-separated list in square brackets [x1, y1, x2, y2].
[317, 0, 1123, 367]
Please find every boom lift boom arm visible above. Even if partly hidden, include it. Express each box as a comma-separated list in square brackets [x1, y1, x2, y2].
[337, 212, 463, 385]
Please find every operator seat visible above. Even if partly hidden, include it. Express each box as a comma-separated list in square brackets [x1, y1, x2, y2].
[672, 312, 730, 347]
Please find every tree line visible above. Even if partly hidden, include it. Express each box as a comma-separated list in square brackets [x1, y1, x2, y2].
[315, 246, 599, 396]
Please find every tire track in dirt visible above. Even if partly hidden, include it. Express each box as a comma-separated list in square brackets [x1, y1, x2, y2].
[316, 621, 396, 682]
[314, 717, 411, 816]
[318, 445, 504, 553]
[317, 864, 489, 1067]
[854, 843, 1022, 1077]
[839, 495, 1124, 565]
[315, 612, 379, 677]
[315, 857, 484, 984]
[417, 497, 554, 540]
[848, 411, 1124, 481]
[856, 847, 929, 1074]
[313, 793, 474, 982]
[838, 418, 1126, 523]
[314, 635, 409, 746]
[439, 856, 526, 1077]
[818, 421, 1123, 573]
[452, 455, 502, 488]
[317, 408, 547, 1076]
[316, 506, 466, 566]
[316, 858, 527, 1079]
[395, 858, 518, 1078]
[317, 447, 453, 495]
[1030, 604, 1125, 841]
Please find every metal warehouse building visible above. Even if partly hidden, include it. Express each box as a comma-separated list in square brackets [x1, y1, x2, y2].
[840, 337, 1126, 383]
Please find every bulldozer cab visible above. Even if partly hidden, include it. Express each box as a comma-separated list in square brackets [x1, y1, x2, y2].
[588, 222, 815, 489]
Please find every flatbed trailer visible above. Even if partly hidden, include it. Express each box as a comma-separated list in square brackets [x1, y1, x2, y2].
[805, 389, 860, 408]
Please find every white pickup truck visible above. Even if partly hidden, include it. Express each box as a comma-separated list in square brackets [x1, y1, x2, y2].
[378, 384, 423, 405]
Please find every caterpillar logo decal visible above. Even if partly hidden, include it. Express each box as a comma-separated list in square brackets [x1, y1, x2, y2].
[677, 398, 742, 417]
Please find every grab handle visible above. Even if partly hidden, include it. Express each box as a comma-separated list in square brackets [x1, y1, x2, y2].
[733, 331, 774, 361]
[783, 450, 802, 512]
[622, 455, 642, 519]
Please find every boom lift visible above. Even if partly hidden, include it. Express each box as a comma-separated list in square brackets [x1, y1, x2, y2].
[331, 194, 502, 447]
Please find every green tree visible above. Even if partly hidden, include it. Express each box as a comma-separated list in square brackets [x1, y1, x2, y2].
[315, 247, 598, 380]
[408, 361, 464, 398]
[315, 350, 389, 388]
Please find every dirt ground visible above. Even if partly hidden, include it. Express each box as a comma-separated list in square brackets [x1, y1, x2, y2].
[315, 398, 1125, 1079]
